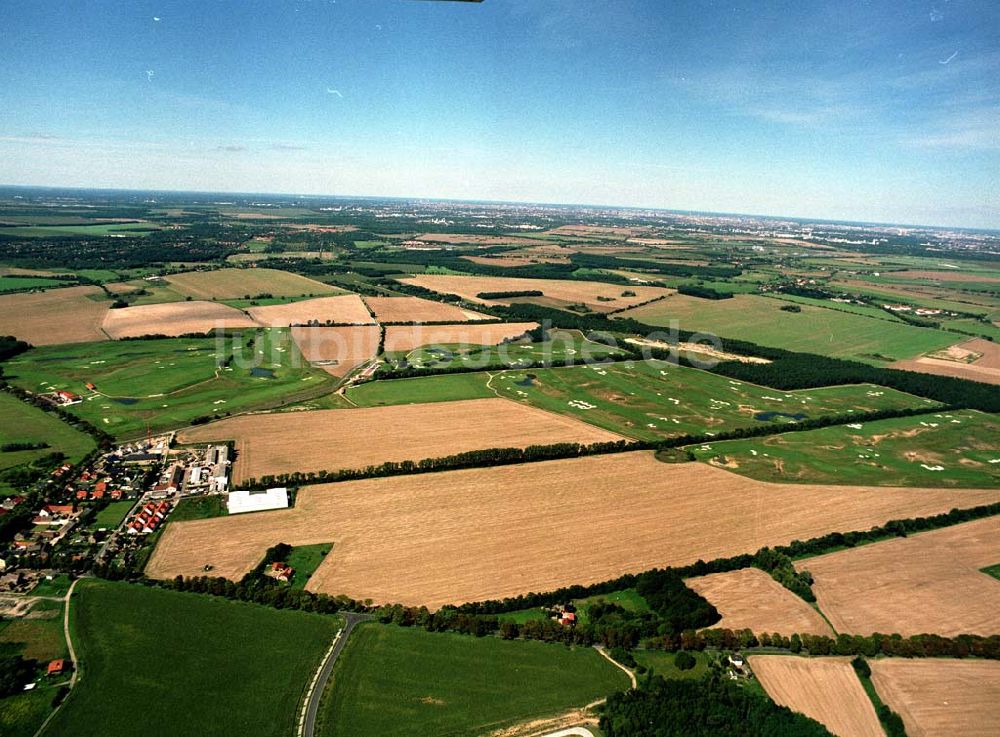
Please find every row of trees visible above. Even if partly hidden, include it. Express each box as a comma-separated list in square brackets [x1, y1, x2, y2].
[242, 440, 636, 489]
[676, 284, 734, 300]
[455, 502, 1000, 614]
[488, 302, 1000, 411]
[663, 628, 1000, 660]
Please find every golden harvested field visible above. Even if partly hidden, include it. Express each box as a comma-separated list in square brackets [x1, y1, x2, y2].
[750, 656, 884, 737]
[145, 453, 998, 608]
[892, 270, 1000, 283]
[363, 296, 492, 323]
[101, 300, 257, 338]
[247, 294, 374, 326]
[166, 268, 340, 299]
[462, 255, 569, 268]
[686, 568, 834, 635]
[870, 659, 1000, 737]
[417, 233, 541, 245]
[892, 338, 1000, 385]
[0, 286, 109, 345]
[290, 326, 379, 377]
[383, 322, 538, 352]
[176, 397, 620, 483]
[399, 275, 670, 313]
[800, 516, 1000, 636]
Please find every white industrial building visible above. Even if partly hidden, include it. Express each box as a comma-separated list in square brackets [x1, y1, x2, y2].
[226, 487, 289, 515]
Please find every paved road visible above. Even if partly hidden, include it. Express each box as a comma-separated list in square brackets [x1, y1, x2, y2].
[300, 611, 372, 737]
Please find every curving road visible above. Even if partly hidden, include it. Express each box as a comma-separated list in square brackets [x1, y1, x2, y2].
[299, 611, 372, 737]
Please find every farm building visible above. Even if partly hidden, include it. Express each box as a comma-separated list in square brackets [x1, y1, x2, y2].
[227, 487, 289, 515]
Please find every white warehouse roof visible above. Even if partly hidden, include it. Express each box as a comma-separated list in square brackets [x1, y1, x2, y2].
[227, 487, 289, 515]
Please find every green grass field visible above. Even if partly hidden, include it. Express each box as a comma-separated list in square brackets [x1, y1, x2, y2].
[0, 600, 67, 662]
[346, 372, 495, 406]
[632, 649, 711, 680]
[317, 624, 629, 737]
[2, 222, 162, 238]
[0, 688, 57, 737]
[6, 330, 335, 438]
[45, 580, 340, 737]
[620, 293, 958, 363]
[286, 543, 333, 590]
[491, 360, 935, 441]
[382, 331, 626, 372]
[91, 501, 134, 529]
[0, 276, 70, 292]
[169, 495, 227, 522]
[29, 574, 73, 598]
[690, 409, 1000, 487]
[0, 392, 96, 494]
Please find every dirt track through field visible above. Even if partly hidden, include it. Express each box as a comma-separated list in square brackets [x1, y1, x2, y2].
[0, 286, 110, 345]
[871, 659, 1000, 737]
[176, 397, 621, 483]
[687, 568, 834, 635]
[145, 453, 999, 608]
[750, 656, 884, 737]
[798, 516, 1000, 636]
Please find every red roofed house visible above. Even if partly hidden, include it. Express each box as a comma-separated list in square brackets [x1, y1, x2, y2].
[47, 659, 65, 677]
[75, 490, 88, 500]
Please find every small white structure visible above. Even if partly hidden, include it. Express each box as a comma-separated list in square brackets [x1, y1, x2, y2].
[227, 487, 288, 515]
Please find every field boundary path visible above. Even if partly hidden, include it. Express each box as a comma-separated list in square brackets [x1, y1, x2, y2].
[299, 611, 372, 737]
[34, 576, 83, 737]
[595, 645, 637, 689]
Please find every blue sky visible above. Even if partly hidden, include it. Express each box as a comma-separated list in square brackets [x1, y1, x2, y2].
[1, 0, 997, 227]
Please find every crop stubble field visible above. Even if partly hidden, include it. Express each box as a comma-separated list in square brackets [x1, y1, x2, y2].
[400, 274, 671, 312]
[0, 286, 110, 345]
[892, 337, 1000, 385]
[101, 300, 258, 338]
[177, 397, 622, 482]
[145, 453, 999, 607]
[165, 268, 340, 299]
[749, 656, 884, 737]
[870, 659, 1000, 737]
[798, 516, 1000, 636]
[291, 326, 380, 377]
[383, 322, 538, 352]
[686, 568, 834, 636]
[247, 294, 374, 326]
[364, 296, 492, 322]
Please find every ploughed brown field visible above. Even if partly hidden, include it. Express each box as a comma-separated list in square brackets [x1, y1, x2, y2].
[686, 568, 834, 636]
[798, 516, 1000, 636]
[176, 397, 621, 483]
[0, 286, 110, 345]
[399, 274, 670, 313]
[383, 322, 538, 353]
[892, 338, 1000, 386]
[247, 294, 374, 326]
[145, 453, 998, 608]
[101, 300, 257, 338]
[363, 296, 492, 323]
[165, 268, 340, 299]
[871, 659, 1000, 737]
[749, 656, 884, 737]
[290, 326, 380, 377]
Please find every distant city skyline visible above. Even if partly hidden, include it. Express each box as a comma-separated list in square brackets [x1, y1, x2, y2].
[1, 1, 998, 228]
